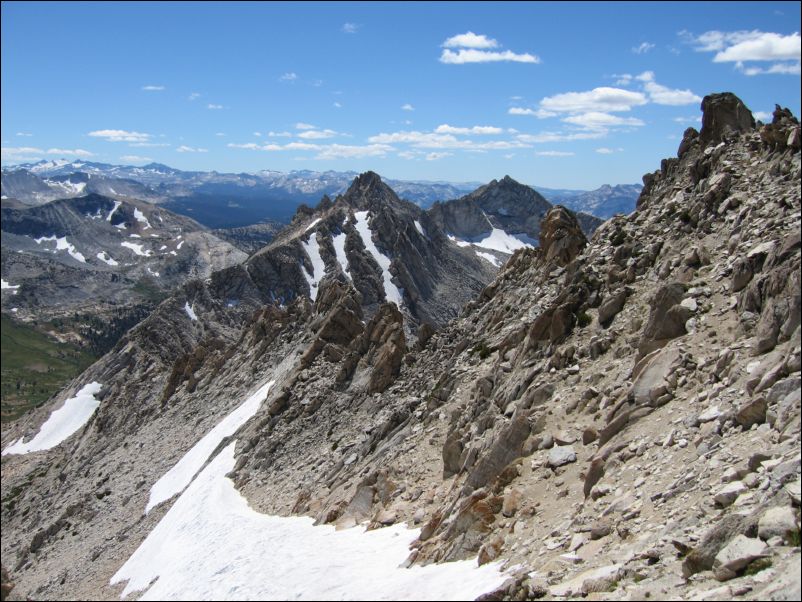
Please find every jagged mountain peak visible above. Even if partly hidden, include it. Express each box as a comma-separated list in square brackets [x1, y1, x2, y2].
[699, 91, 756, 147]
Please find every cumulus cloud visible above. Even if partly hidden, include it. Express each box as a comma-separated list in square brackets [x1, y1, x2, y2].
[516, 130, 607, 143]
[368, 130, 528, 150]
[120, 155, 152, 162]
[297, 129, 340, 139]
[45, 148, 95, 157]
[267, 131, 293, 137]
[684, 30, 801, 76]
[753, 111, 772, 121]
[1, 146, 44, 160]
[207, 103, 224, 110]
[435, 124, 503, 135]
[176, 145, 208, 153]
[89, 129, 151, 143]
[535, 150, 574, 157]
[333, 101, 342, 108]
[280, 72, 298, 82]
[342, 22, 359, 34]
[595, 147, 624, 154]
[16, 132, 33, 137]
[442, 32, 498, 49]
[129, 142, 171, 147]
[562, 112, 645, 129]
[295, 122, 317, 130]
[188, 92, 201, 101]
[540, 87, 648, 113]
[425, 152, 452, 161]
[227, 140, 393, 160]
[632, 42, 655, 54]
[401, 104, 415, 111]
[440, 48, 539, 64]
[508, 107, 557, 118]
[142, 85, 165, 91]
[440, 31, 539, 64]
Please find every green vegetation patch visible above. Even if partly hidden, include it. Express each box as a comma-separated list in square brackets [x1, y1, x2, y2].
[1, 315, 97, 423]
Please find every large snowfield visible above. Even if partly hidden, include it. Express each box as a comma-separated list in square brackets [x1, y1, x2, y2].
[2, 382, 103, 455]
[146, 380, 275, 513]
[113, 441, 507, 601]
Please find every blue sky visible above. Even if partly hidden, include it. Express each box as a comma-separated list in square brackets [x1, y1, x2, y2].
[2, 1, 800, 189]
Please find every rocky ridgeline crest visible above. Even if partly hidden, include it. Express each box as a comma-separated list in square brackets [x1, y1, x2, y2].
[1, 93, 800, 601]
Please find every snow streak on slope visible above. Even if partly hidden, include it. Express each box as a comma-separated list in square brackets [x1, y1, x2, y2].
[2, 383, 103, 455]
[184, 302, 198, 321]
[300, 234, 326, 302]
[133, 208, 152, 229]
[120, 241, 152, 257]
[107, 200, 122, 222]
[113, 442, 507, 601]
[331, 232, 350, 280]
[354, 211, 403, 306]
[1, 279, 20, 293]
[96, 251, 119, 266]
[473, 228, 532, 254]
[145, 380, 275, 513]
[33, 235, 87, 262]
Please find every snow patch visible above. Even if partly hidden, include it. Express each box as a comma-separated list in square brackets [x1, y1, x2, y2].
[475, 251, 502, 267]
[96, 251, 119, 266]
[115, 223, 127, 230]
[473, 228, 532, 254]
[304, 217, 322, 232]
[184, 302, 198, 321]
[134, 208, 152, 229]
[447, 234, 472, 248]
[1, 279, 20, 293]
[145, 380, 275, 513]
[113, 440, 505, 601]
[107, 200, 122, 222]
[2, 383, 103, 455]
[332, 232, 350, 280]
[121, 241, 152, 257]
[129, 234, 142, 238]
[300, 234, 326, 301]
[354, 211, 403, 306]
[414, 220, 425, 236]
[176, 240, 185, 250]
[33, 235, 86, 262]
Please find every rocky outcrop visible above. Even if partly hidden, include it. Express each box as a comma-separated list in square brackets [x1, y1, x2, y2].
[539, 206, 587, 266]
[699, 92, 756, 147]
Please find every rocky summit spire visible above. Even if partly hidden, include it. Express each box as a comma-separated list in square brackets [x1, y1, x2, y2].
[699, 92, 756, 147]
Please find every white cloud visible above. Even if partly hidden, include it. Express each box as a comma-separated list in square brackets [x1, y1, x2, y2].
[738, 61, 801, 75]
[89, 129, 151, 143]
[315, 144, 393, 160]
[643, 81, 701, 105]
[368, 130, 528, 150]
[540, 87, 647, 113]
[284, 142, 322, 151]
[120, 155, 152, 162]
[435, 124, 503, 135]
[342, 22, 359, 34]
[503, 153, 516, 159]
[401, 104, 415, 111]
[425, 152, 452, 161]
[516, 130, 607, 143]
[673, 115, 701, 124]
[753, 111, 772, 121]
[442, 32, 498, 49]
[632, 42, 655, 54]
[227, 143, 263, 150]
[595, 147, 624, 154]
[712, 31, 800, 62]
[253, 132, 262, 137]
[45, 148, 95, 157]
[685, 30, 801, 76]
[188, 92, 201, 101]
[398, 151, 418, 160]
[536, 151, 574, 157]
[508, 107, 556, 118]
[295, 122, 317, 130]
[297, 129, 339, 140]
[207, 104, 224, 110]
[613, 73, 633, 86]
[280, 72, 298, 82]
[333, 101, 342, 108]
[176, 145, 208, 153]
[440, 48, 540, 64]
[1, 146, 44, 159]
[267, 131, 293, 137]
[142, 85, 165, 91]
[16, 132, 33, 137]
[562, 112, 645, 129]
[129, 142, 171, 147]
[215, 132, 226, 137]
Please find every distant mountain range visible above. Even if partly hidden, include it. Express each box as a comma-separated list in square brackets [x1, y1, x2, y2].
[2, 160, 641, 228]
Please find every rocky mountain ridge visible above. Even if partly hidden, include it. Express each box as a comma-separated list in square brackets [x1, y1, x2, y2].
[1, 93, 800, 601]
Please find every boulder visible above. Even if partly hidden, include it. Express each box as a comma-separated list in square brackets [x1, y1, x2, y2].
[547, 445, 577, 468]
[758, 506, 798, 542]
[699, 92, 756, 147]
[539, 206, 587, 266]
[713, 535, 767, 581]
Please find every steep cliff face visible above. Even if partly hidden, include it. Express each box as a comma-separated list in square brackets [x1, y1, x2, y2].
[1, 94, 800, 601]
